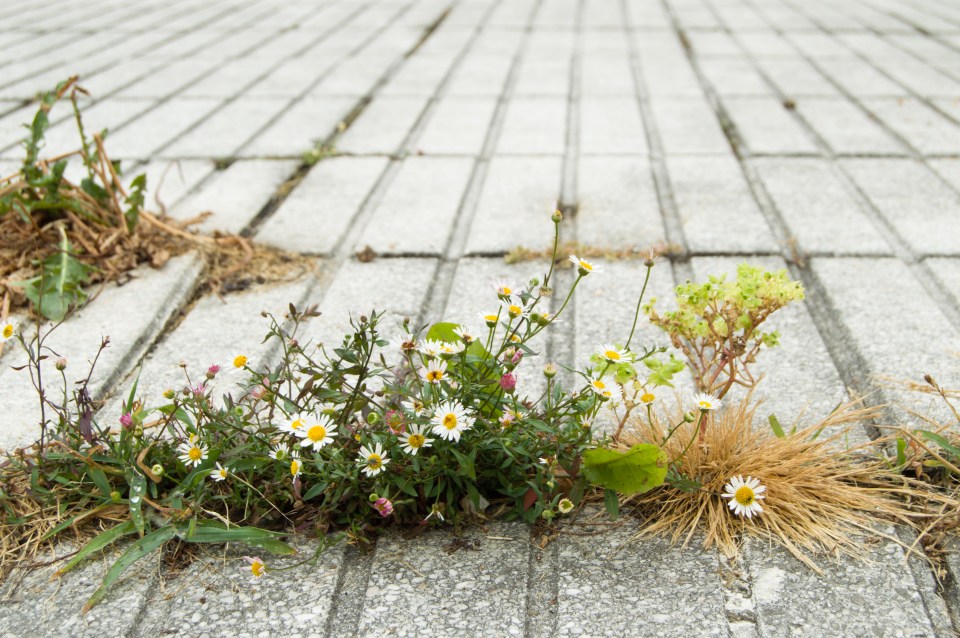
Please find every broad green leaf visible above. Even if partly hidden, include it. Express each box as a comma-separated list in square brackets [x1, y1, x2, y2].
[603, 488, 619, 520]
[83, 526, 176, 612]
[56, 520, 137, 576]
[582, 444, 668, 495]
[917, 431, 960, 462]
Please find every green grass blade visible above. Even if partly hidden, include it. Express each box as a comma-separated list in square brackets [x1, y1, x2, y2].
[82, 526, 176, 613]
[55, 520, 137, 576]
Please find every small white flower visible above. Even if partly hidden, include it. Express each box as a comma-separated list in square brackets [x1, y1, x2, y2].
[402, 396, 427, 416]
[431, 401, 474, 442]
[500, 296, 527, 320]
[491, 280, 517, 297]
[289, 454, 303, 479]
[479, 311, 500, 328]
[722, 475, 766, 518]
[295, 414, 338, 450]
[284, 413, 308, 434]
[1, 319, 18, 342]
[399, 423, 434, 456]
[587, 373, 622, 402]
[244, 556, 266, 579]
[178, 439, 208, 468]
[438, 340, 465, 356]
[693, 392, 721, 411]
[558, 498, 574, 514]
[421, 359, 448, 384]
[358, 442, 389, 477]
[453, 325, 478, 344]
[418, 339, 444, 357]
[227, 354, 250, 375]
[569, 254, 601, 276]
[596, 343, 628, 364]
[269, 444, 290, 461]
[209, 462, 229, 482]
[390, 333, 419, 354]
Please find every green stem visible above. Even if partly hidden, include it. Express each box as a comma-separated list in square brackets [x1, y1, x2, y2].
[625, 263, 653, 350]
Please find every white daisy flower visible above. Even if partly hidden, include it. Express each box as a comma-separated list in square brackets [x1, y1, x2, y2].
[418, 339, 444, 357]
[209, 462, 229, 482]
[402, 396, 427, 416]
[283, 413, 309, 434]
[399, 423, 434, 456]
[421, 359, 448, 384]
[431, 401, 474, 442]
[722, 475, 766, 518]
[693, 392, 721, 411]
[479, 311, 500, 328]
[227, 354, 250, 375]
[499, 409, 522, 429]
[295, 414, 338, 450]
[1, 319, 18, 342]
[558, 498, 574, 514]
[453, 325, 478, 344]
[438, 340, 465, 356]
[178, 439, 208, 468]
[358, 442, 389, 477]
[596, 343, 628, 364]
[244, 556, 266, 580]
[491, 280, 517, 297]
[269, 444, 290, 461]
[587, 373, 622, 402]
[289, 454, 303, 479]
[500, 296, 527, 320]
[569, 254, 601, 276]
[390, 333, 419, 354]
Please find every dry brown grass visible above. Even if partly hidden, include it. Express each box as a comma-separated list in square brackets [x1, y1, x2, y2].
[619, 395, 958, 572]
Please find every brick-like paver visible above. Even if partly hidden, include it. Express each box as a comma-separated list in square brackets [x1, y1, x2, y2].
[3, 0, 960, 635]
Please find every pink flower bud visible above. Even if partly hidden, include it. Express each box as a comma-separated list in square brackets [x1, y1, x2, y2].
[119, 413, 134, 429]
[374, 497, 394, 517]
[206, 364, 221, 379]
[499, 373, 517, 394]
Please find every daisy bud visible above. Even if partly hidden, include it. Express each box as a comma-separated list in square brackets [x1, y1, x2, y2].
[110, 490, 122, 503]
[644, 256, 656, 268]
[55, 358, 67, 371]
[206, 364, 221, 379]
[529, 278, 540, 287]
[543, 363, 558, 379]
[119, 413, 134, 429]
[374, 497, 394, 517]
[539, 285, 553, 298]
[369, 493, 380, 502]
[542, 509, 555, 521]
[162, 388, 175, 399]
[499, 373, 517, 394]
[683, 412, 696, 423]
[511, 350, 523, 365]
[151, 464, 165, 477]
[551, 209, 563, 223]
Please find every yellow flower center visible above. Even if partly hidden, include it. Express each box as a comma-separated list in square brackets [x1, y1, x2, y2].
[502, 286, 513, 295]
[188, 447, 203, 461]
[251, 561, 265, 577]
[734, 485, 756, 506]
[508, 305, 522, 316]
[442, 413, 458, 430]
[233, 355, 248, 369]
[291, 418, 304, 430]
[426, 370, 444, 382]
[217, 469, 227, 478]
[484, 314, 498, 322]
[307, 425, 327, 442]
[408, 434, 425, 448]
[641, 393, 655, 404]
[367, 454, 383, 469]
[605, 350, 621, 361]
[579, 260, 592, 271]
[290, 460, 300, 475]
[2, 324, 12, 339]
[509, 333, 521, 342]
[699, 401, 713, 410]
[592, 379, 606, 390]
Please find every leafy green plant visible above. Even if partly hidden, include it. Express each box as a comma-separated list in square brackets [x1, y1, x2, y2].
[644, 264, 804, 398]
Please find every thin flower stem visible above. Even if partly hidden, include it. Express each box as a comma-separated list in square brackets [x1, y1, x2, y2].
[625, 263, 653, 350]
[674, 411, 704, 465]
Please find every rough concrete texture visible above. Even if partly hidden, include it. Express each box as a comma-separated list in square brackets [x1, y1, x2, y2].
[3, 0, 960, 634]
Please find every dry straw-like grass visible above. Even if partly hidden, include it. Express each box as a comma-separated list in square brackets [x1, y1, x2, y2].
[620, 395, 957, 572]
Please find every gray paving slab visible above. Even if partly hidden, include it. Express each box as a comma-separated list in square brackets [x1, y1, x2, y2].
[338, 96, 429, 155]
[463, 156, 563, 254]
[240, 96, 358, 158]
[447, 50, 517, 96]
[577, 156, 667, 249]
[169, 159, 298, 235]
[795, 97, 907, 156]
[841, 158, 960, 257]
[701, 58, 775, 97]
[159, 97, 290, 159]
[0, 254, 203, 451]
[754, 57, 843, 98]
[721, 96, 820, 155]
[416, 96, 498, 155]
[752, 158, 891, 256]
[813, 56, 912, 98]
[581, 36, 635, 96]
[667, 155, 779, 253]
[256, 156, 388, 255]
[496, 97, 568, 155]
[100, 97, 223, 159]
[579, 97, 649, 155]
[862, 98, 960, 156]
[357, 156, 474, 255]
[651, 97, 732, 155]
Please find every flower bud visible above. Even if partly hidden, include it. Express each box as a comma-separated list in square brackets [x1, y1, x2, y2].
[373, 497, 394, 517]
[539, 286, 553, 298]
[542, 509, 556, 521]
[55, 358, 67, 371]
[551, 209, 563, 223]
[206, 364, 220, 379]
[369, 493, 380, 502]
[499, 373, 517, 394]
[683, 411, 696, 423]
[543, 363, 558, 379]
[110, 490, 122, 503]
[162, 388, 175, 399]
[151, 464, 164, 477]
[119, 413, 134, 429]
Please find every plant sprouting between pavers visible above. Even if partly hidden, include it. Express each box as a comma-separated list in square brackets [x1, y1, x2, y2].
[0, 211, 952, 608]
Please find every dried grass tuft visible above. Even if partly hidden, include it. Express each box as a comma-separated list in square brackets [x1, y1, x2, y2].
[620, 395, 957, 572]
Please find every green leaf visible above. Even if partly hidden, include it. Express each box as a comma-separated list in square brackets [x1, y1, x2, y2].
[582, 444, 668, 495]
[179, 521, 296, 556]
[88, 467, 113, 498]
[83, 525, 176, 612]
[603, 488, 619, 520]
[56, 520, 137, 576]
[768, 413, 785, 438]
[895, 438, 907, 468]
[126, 470, 147, 536]
[15, 229, 94, 321]
[917, 431, 960, 461]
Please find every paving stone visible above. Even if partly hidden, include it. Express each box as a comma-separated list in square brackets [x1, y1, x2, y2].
[700, 58, 775, 97]
[113, 57, 220, 99]
[577, 156, 666, 249]
[811, 257, 960, 425]
[813, 56, 910, 98]
[667, 155, 779, 253]
[722, 96, 820, 155]
[514, 35, 574, 97]
[381, 54, 459, 97]
[932, 97, 960, 124]
[861, 50, 960, 98]
[0, 543, 153, 638]
[136, 158, 217, 211]
[579, 96, 648, 155]
[535, 0, 578, 29]
[583, 0, 624, 29]
[786, 32, 855, 58]
[496, 97, 568, 155]
[310, 49, 397, 96]
[637, 38, 705, 97]
[100, 276, 317, 425]
[160, 97, 290, 158]
[180, 56, 282, 99]
[133, 538, 345, 638]
[552, 517, 727, 637]
[487, 0, 537, 27]
[862, 98, 960, 155]
[357, 156, 473, 255]
[170, 159, 297, 234]
[795, 98, 906, 155]
[357, 523, 528, 637]
[754, 57, 842, 98]
[745, 531, 946, 637]
[240, 96, 357, 158]
[256, 156, 388, 255]
[651, 97, 731, 155]
[687, 31, 742, 57]
[245, 57, 340, 99]
[925, 257, 960, 312]
[927, 157, 960, 192]
[100, 97, 222, 159]
[624, 0, 671, 29]
[738, 33, 799, 58]
[415, 96, 498, 155]
[753, 158, 890, 256]
[446, 50, 517, 96]
[581, 36, 635, 97]
[338, 96, 428, 155]
[842, 158, 960, 257]
[0, 254, 203, 451]
[464, 156, 563, 254]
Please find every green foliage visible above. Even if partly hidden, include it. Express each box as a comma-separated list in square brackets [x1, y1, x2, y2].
[582, 444, 668, 495]
[645, 264, 804, 398]
[16, 227, 94, 321]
